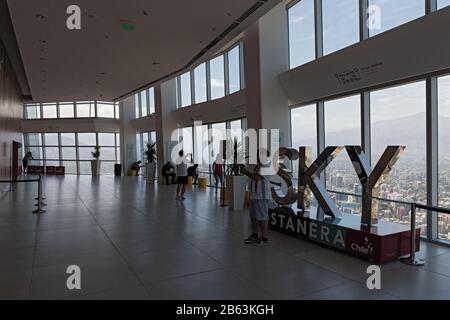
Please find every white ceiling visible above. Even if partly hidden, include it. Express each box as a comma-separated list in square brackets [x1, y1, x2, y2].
[7, 0, 279, 102]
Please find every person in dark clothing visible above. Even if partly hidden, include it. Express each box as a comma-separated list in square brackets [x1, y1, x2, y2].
[131, 160, 143, 174]
[22, 152, 34, 173]
[187, 164, 199, 185]
[162, 161, 176, 184]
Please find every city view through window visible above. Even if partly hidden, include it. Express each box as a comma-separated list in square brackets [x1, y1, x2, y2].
[291, 80, 450, 241]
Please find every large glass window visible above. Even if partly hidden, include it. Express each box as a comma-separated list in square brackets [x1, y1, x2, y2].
[61, 133, 76, 146]
[180, 127, 194, 161]
[322, 0, 359, 55]
[324, 95, 361, 213]
[368, 0, 425, 37]
[211, 122, 227, 163]
[228, 45, 241, 94]
[288, 0, 316, 68]
[24, 131, 120, 175]
[209, 55, 225, 100]
[77, 133, 97, 146]
[44, 133, 59, 146]
[76, 102, 95, 118]
[291, 104, 317, 160]
[140, 91, 148, 117]
[179, 72, 192, 108]
[59, 103, 74, 118]
[290, 105, 317, 206]
[149, 88, 155, 114]
[97, 102, 115, 118]
[42, 104, 57, 119]
[370, 81, 427, 233]
[25, 104, 40, 119]
[194, 63, 207, 104]
[438, 75, 450, 241]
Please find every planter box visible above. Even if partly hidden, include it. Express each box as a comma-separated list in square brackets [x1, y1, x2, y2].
[146, 162, 156, 184]
[91, 160, 101, 176]
[225, 175, 248, 211]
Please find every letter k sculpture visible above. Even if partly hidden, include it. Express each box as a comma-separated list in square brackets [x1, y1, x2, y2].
[298, 146, 344, 219]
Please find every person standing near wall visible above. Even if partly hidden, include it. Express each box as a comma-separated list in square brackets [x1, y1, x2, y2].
[22, 151, 33, 174]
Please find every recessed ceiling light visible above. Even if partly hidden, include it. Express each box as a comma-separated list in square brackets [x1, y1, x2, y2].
[35, 14, 45, 19]
[100, 72, 107, 75]
[142, 10, 148, 16]
[152, 62, 160, 65]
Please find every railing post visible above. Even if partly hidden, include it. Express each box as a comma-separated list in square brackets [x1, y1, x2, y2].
[401, 203, 425, 266]
[33, 174, 46, 214]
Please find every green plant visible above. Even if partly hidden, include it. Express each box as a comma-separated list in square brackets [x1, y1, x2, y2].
[91, 145, 101, 159]
[144, 142, 157, 163]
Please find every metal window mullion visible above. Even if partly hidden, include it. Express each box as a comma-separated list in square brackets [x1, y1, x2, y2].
[426, 0, 438, 14]
[190, 70, 195, 106]
[427, 76, 439, 241]
[361, 91, 371, 164]
[176, 76, 182, 108]
[314, 0, 323, 59]
[206, 60, 212, 101]
[224, 51, 230, 96]
[146, 89, 151, 116]
[359, 0, 369, 41]
[58, 133, 62, 166]
[42, 133, 46, 166]
[94, 101, 98, 118]
[75, 133, 80, 175]
[40, 103, 43, 119]
[317, 101, 325, 182]
[239, 41, 245, 90]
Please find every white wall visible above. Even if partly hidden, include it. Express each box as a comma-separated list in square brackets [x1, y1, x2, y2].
[172, 90, 246, 128]
[22, 118, 119, 133]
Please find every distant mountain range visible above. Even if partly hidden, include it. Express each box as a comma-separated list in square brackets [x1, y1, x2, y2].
[292, 113, 450, 159]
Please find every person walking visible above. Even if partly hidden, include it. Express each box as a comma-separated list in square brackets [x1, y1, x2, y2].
[212, 155, 224, 192]
[176, 150, 189, 200]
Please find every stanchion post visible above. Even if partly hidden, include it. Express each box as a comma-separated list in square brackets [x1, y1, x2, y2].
[33, 174, 46, 214]
[401, 203, 424, 266]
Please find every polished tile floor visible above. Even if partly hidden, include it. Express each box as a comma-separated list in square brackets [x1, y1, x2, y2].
[1, 175, 450, 300]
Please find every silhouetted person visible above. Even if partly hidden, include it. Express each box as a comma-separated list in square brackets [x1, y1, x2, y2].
[212, 154, 224, 192]
[22, 152, 34, 174]
[162, 161, 176, 184]
[131, 160, 142, 174]
[187, 164, 199, 185]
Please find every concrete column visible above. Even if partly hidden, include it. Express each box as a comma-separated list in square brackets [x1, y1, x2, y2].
[243, 1, 290, 149]
[119, 96, 137, 174]
[155, 79, 178, 184]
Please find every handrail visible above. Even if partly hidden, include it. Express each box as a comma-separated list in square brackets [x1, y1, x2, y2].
[0, 174, 46, 214]
[0, 178, 40, 183]
[327, 189, 413, 206]
[415, 203, 450, 215]
[327, 189, 450, 266]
